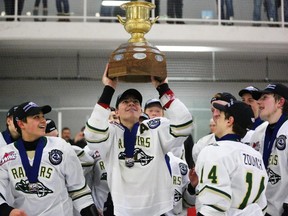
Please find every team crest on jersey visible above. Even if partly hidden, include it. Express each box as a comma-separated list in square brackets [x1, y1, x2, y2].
[15, 179, 53, 197]
[252, 141, 261, 151]
[275, 135, 286, 150]
[267, 168, 281, 185]
[147, 119, 161, 129]
[179, 163, 188, 175]
[174, 189, 182, 202]
[101, 172, 107, 181]
[118, 148, 154, 166]
[0, 151, 17, 165]
[92, 150, 101, 159]
[49, 149, 63, 165]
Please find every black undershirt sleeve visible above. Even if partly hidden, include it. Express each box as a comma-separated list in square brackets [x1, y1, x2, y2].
[0, 203, 14, 216]
[80, 204, 99, 216]
[98, 85, 115, 106]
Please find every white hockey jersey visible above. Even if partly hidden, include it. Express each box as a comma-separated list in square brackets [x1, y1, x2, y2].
[84, 98, 193, 216]
[0, 136, 94, 216]
[0, 131, 15, 206]
[165, 152, 195, 216]
[250, 120, 288, 216]
[193, 130, 255, 164]
[73, 145, 111, 216]
[195, 140, 268, 216]
[0, 133, 7, 148]
[192, 133, 215, 164]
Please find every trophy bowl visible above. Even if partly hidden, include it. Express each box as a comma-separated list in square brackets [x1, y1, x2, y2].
[107, 1, 167, 82]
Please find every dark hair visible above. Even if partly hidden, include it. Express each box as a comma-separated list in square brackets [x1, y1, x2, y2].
[224, 113, 247, 138]
[61, 127, 70, 132]
[283, 100, 288, 116]
[274, 94, 288, 116]
[110, 107, 116, 111]
[14, 117, 27, 135]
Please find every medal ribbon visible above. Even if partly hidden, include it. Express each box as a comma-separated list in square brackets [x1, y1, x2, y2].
[263, 114, 287, 168]
[2, 129, 13, 144]
[17, 137, 45, 183]
[217, 134, 241, 142]
[123, 123, 139, 158]
[253, 117, 263, 130]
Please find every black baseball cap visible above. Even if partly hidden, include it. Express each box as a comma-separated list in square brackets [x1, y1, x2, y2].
[144, 98, 162, 110]
[6, 105, 18, 118]
[45, 118, 57, 133]
[14, 101, 51, 124]
[252, 83, 288, 100]
[115, 89, 142, 108]
[210, 92, 237, 104]
[238, 86, 260, 97]
[213, 101, 255, 130]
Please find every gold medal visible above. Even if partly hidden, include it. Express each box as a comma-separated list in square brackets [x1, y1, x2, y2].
[125, 158, 134, 168]
[29, 183, 39, 192]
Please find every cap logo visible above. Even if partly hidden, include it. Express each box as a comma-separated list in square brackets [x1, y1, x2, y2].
[266, 84, 276, 90]
[227, 100, 234, 107]
[246, 86, 258, 91]
[23, 102, 38, 112]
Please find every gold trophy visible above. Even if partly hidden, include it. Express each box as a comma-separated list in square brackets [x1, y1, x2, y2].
[108, 1, 167, 82]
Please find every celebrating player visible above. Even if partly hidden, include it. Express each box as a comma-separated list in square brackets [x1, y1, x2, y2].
[0, 101, 98, 216]
[250, 83, 288, 216]
[84, 65, 193, 216]
[195, 101, 268, 216]
[192, 92, 237, 163]
[143, 98, 195, 215]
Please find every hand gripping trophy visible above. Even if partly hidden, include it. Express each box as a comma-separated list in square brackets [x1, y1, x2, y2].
[108, 1, 167, 82]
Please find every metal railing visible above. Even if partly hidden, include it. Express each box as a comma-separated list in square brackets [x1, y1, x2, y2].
[0, 0, 287, 28]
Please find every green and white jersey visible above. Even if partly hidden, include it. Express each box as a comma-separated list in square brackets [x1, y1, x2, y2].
[195, 140, 268, 216]
[0, 136, 94, 216]
[165, 152, 195, 216]
[85, 98, 193, 216]
[250, 120, 288, 216]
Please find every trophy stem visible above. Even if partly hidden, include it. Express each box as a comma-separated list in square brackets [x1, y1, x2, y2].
[129, 33, 146, 43]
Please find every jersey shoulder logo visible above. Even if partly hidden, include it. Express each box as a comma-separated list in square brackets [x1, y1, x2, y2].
[49, 149, 63, 165]
[92, 150, 101, 159]
[112, 121, 125, 130]
[179, 162, 188, 175]
[15, 179, 53, 197]
[0, 151, 17, 166]
[267, 168, 281, 185]
[275, 135, 286, 150]
[147, 119, 161, 129]
[252, 141, 261, 151]
[174, 189, 182, 202]
[100, 172, 107, 181]
[118, 148, 154, 166]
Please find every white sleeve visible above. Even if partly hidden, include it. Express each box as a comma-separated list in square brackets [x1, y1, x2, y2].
[0, 159, 9, 206]
[195, 147, 232, 216]
[62, 142, 94, 213]
[158, 98, 193, 153]
[84, 104, 113, 159]
[193, 134, 215, 164]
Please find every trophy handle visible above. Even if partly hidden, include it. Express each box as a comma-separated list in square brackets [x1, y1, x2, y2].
[150, 16, 159, 25]
[117, 15, 126, 25]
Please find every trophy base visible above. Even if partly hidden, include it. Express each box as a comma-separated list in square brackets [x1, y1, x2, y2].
[108, 42, 167, 83]
[111, 75, 162, 83]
